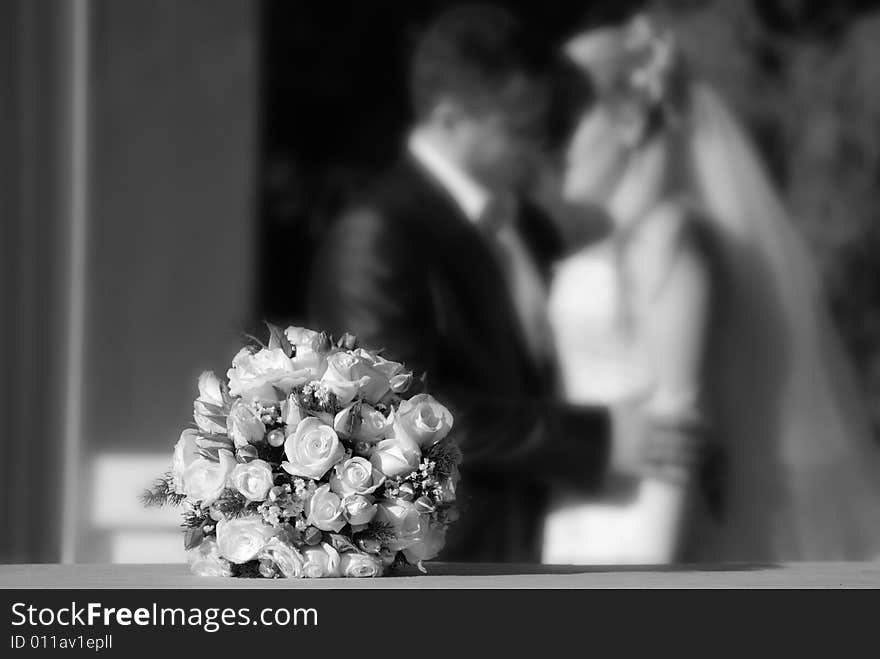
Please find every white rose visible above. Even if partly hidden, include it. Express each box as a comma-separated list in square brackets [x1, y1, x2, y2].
[226, 347, 312, 399]
[369, 435, 421, 478]
[226, 400, 266, 449]
[339, 551, 384, 578]
[329, 457, 383, 497]
[301, 543, 341, 578]
[193, 371, 229, 434]
[285, 326, 320, 348]
[186, 538, 232, 577]
[281, 417, 345, 479]
[305, 484, 346, 532]
[258, 537, 305, 578]
[182, 449, 236, 505]
[215, 516, 277, 564]
[341, 494, 378, 525]
[375, 498, 424, 551]
[244, 382, 286, 404]
[352, 349, 413, 394]
[402, 522, 447, 563]
[333, 403, 392, 443]
[352, 348, 403, 377]
[172, 429, 200, 494]
[285, 327, 328, 380]
[361, 405, 394, 440]
[197, 370, 225, 405]
[230, 459, 274, 502]
[320, 351, 390, 405]
[392, 394, 453, 449]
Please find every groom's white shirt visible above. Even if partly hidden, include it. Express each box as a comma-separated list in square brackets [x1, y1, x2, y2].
[407, 129, 550, 363]
[407, 129, 493, 223]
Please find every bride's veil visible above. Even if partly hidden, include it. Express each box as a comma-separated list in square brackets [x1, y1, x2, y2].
[687, 83, 880, 560]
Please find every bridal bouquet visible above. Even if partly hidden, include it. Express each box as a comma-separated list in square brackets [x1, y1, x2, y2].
[142, 324, 461, 578]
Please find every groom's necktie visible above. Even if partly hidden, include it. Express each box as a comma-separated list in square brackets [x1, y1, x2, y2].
[478, 196, 552, 367]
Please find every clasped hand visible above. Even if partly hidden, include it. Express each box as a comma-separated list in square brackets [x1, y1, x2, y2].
[610, 403, 710, 484]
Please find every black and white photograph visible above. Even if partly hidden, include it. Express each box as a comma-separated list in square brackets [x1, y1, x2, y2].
[2, 0, 880, 649]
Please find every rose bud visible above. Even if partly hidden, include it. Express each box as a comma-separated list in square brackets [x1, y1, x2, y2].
[266, 428, 286, 447]
[303, 526, 323, 546]
[398, 482, 415, 501]
[357, 537, 382, 554]
[226, 400, 267, 448]
[378, 549, 397, 567]
[414, 495, 435, 514]
[389, 371, 413, 394]
[279, 522, 301, 545]
[259, 559, 277, 579]
[338, 332, 358, 350]
[236, 445, 259, 462]
[268, 485, 286, 502]
[437, 478, 457, 504]
[315, 331, 333, 354]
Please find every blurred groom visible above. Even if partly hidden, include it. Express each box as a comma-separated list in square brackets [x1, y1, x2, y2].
[309, 5, 668, 562]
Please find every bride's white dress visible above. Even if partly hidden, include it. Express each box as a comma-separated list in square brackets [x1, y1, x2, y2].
[543, 211, 880, 564]
[539, 72, 880, 563]
[542, 237, 691, 565]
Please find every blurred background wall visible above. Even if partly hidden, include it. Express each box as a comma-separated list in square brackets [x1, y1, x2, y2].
[2, 0, 879, 564]
[79, 0, 257, 562]
[1, 0, 71, 564]
[1, 0, 257, 563]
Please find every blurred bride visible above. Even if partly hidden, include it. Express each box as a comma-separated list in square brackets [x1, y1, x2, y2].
[542, 15, 880, 564]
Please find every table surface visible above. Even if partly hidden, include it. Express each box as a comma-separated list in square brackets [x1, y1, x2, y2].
[1, 562, 879, 588]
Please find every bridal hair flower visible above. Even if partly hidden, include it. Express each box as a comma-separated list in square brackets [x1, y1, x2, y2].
[567, 14, 689, 145]
[624, 16, 677, 108]
[142, 323, 462, 578]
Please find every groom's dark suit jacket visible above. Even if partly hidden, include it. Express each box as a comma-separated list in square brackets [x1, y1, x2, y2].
[308, 155, 611, 562]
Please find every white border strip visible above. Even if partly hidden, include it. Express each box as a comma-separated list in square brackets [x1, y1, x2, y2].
[61, 0, 90, 564]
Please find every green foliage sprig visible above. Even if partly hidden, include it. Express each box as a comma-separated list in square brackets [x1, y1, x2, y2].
[232, 560, 263, 579]
[426, 436, 463, 480]
[387, 552, 412, 574]
[354, 521, 397, 549]
[213, 489, 249, 519]
[140, 472, 186, 507]
[181, 508, 206, 530]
